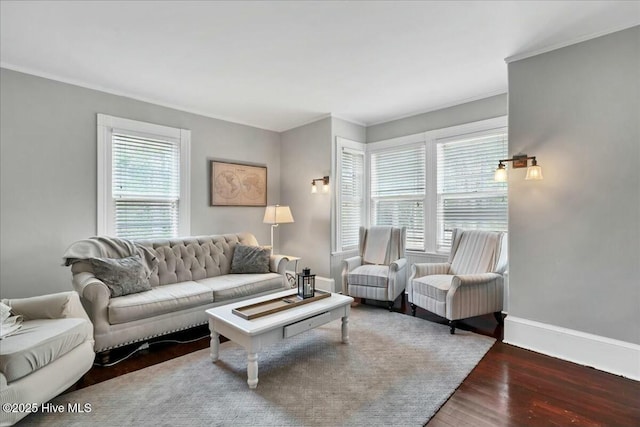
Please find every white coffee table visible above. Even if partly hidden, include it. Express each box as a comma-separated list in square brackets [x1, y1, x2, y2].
[206, 290, 354, 389]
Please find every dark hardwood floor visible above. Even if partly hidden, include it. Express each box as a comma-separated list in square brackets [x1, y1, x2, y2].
[68, 297, 640, 426]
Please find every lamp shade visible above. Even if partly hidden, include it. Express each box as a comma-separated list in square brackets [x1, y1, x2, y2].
[494, 165, 508, 182]
[525, 164, 543, 180]
[263, 205, 294, 224]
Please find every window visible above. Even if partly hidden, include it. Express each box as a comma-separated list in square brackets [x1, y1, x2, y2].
[333, 117, 507, 255]
[436, 129, 508, 250]
[370, 143, 426, 251]
[336, 138, 365, 252]
[97, 114, 190, 239]
[334, 116, 508, 254]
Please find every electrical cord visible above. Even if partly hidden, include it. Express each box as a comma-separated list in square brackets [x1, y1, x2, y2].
[93, 333, 210, 367]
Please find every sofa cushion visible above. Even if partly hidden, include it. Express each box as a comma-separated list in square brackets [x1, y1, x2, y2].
[89, 255, 152, 297]
[108, 282, 213, 325]
[196, 273, 283, 302]
[230, 245, 271, 274]
[411, 274, 454, 302]
[348, 265, 389, 288]
[0, 318, 89, 383]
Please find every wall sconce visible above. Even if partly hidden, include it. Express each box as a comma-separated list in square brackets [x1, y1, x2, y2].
[310, 176, 330, 194]
[263, 204, 294, 251]
[494, 154, 543, 182]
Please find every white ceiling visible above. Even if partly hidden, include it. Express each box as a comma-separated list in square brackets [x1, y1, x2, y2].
[1, 1, 638, 132]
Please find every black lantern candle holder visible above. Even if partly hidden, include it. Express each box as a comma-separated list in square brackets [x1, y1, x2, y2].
[297, 267, 315, 299]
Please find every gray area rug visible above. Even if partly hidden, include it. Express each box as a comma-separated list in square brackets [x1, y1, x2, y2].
[21, 305, 495, 426]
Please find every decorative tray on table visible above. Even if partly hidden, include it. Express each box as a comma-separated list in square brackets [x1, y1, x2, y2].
[232, 290, 331, 320]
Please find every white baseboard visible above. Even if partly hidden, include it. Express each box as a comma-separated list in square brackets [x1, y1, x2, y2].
[315, 276, 335, 293]
[504, 316, 640, 381]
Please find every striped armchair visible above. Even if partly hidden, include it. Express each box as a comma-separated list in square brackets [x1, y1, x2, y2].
[408, 229, 507, 334]
[342, 226, 407, 311]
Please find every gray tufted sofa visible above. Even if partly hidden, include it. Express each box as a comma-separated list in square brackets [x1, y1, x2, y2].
[66, 232, 289, 355]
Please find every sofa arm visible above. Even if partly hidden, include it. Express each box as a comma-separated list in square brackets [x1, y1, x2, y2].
[1, 291, 90, 322]
[389, 258, 407, 273]
[446, 273, 504, 320]
[72, 272, 111, 337]
[342, 256, 362, 273]
[450, 272, 503, 290]
[341, 256, 362, 294]
[73, 272, 110, 304]
[410, 262, 451, 280]
[388, 258, 408, 300]
[270, 254, 289, 275]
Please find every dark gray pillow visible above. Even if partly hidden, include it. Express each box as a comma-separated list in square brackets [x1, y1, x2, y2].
[89, 255, 151, 297]
[230, 245, 271, 274]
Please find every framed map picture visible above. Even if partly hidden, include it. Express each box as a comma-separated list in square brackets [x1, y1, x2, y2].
[210, 161, 267, 206]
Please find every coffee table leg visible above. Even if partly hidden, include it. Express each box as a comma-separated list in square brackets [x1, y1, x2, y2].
[247, 353, 259, 389]
[341, 315, 349, 343]
[209, 319, 219, 362]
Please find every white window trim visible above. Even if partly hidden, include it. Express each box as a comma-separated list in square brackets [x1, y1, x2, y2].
[97, 114, 191, 237]
[333, 137, 366, 254]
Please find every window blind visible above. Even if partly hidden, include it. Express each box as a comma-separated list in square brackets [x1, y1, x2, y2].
[370, 144, 426, 250]
[436, 130, 508, 250]
[339, 148, 365, 251]
[112, 133, 181, 239]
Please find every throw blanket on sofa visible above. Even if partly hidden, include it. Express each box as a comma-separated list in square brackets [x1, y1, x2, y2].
[62, 236, 158, 277]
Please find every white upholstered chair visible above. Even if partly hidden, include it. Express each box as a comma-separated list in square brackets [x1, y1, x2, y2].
[341, 226, 407, 311]
[0, 291, 94, 426]
[408, 228, 507, 334]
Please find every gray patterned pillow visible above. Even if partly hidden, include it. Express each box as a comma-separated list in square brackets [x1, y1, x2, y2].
[89, 255, 151, 297]
[230, 245, 271, 274]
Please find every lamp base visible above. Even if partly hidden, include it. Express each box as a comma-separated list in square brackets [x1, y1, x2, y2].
[270, 224, 278, 252]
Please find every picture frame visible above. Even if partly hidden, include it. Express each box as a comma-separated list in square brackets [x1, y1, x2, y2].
[210, 161, 267, 206]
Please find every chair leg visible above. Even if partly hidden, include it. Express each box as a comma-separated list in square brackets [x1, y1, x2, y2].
[449, 320, 457, 334]
[410, 303, 417, 317]
[388, 300, 394, 312]
[400, 294, 406, 312]
[494, 311, 504, 325]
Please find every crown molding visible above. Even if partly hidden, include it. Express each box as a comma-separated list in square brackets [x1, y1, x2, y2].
[365, 90, 507, 127]
[505, 23, 640, 63]
[0, 62, 285, 132]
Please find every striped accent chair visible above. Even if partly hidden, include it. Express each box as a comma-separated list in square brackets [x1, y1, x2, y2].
[408, 228, 507, 334]
[341, 226, 407, 311]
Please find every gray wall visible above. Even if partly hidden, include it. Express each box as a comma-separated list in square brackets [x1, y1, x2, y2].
[508, 26, 639, 344]
[278, 116, 366, 281]
[366, 94, 507, 142]
[332, 117, 367, 144]
[0, 68, 281, 298]
[279, 118, 333, 277]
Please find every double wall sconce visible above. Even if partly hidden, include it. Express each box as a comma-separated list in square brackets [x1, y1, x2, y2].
[494, 154, 543, 182]
[311, 176, 330, 194]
